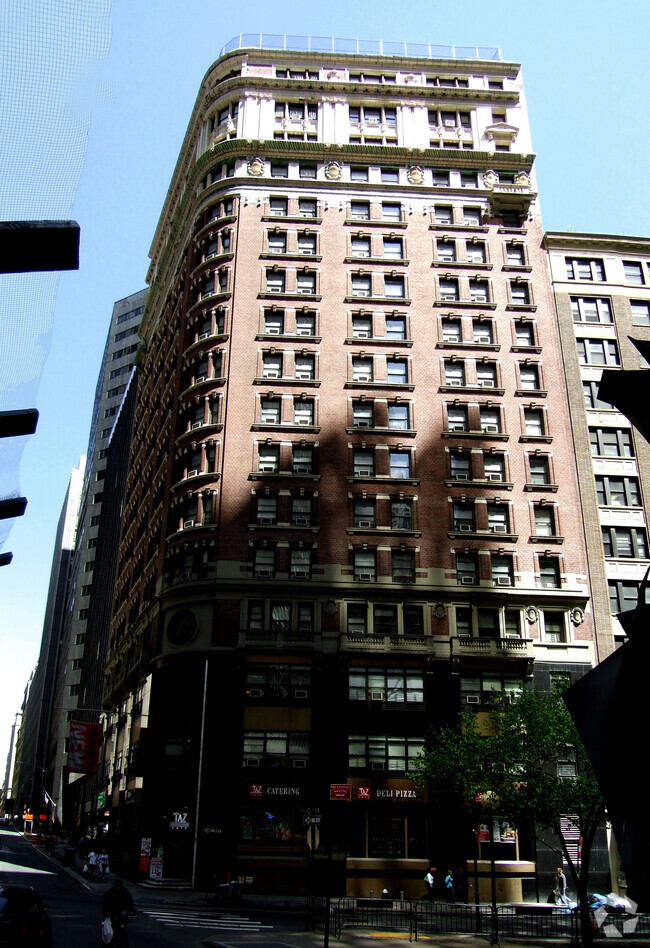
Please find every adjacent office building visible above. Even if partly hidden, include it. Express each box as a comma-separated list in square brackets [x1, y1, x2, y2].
[99, 37, 610, 895]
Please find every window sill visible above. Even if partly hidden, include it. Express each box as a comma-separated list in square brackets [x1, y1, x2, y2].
[344, 295, 411, 305]
[345, 336, 413, 348]
[347, 475, 420, 485]
[442, 430, 509, 441]
[431, 260, 493, 271]
[345, 256, 410, 266]
[347, 426, 417, 437]
[249, 472, 321, 481]
[529, 535, 564, 544]
[347, 527, 421, 537]
[524, 482, 559, 492]
[449, 530, 518, 542]
[515, 388, 547, 397]
[506, 303, 537, 312]
[502, 264, 532, 273]
[260, 252, 323, 263]
[261, 214, 323, 224]
[440, 384, 505, 396]
[257, 334, 322, 343]
[345, 381, 415, 391]
[345, 217, 408, 228]
[254, 376, 321, 387]
[437, 341, 500, 352]
[511, 345, 542, 354]
[519, 434, 552, 443]
[433, 300, 497, 309]
[251, 423, 321, 432]
[259, 292, 322, 302]
[430, 223, 490, 233]
[249, 522, 319, 533]
[445, 479, 514, 491]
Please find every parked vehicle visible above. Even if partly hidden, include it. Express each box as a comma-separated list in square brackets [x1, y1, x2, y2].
[0, 885, 52, 947]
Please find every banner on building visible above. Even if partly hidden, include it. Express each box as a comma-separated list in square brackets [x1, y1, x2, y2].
[66, 721, 102, 774]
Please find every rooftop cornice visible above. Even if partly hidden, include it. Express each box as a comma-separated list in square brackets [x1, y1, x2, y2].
[543, 231, 650, 254]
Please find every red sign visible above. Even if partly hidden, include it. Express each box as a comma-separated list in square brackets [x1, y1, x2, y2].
[330, 784, 351, 800]
[66, 721, 102, 774]
[357, 786, 371, 800]
[250, 785, 263, 797]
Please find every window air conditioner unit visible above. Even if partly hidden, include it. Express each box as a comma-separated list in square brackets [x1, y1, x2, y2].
[487, 473, 502, 481]
[195, 375, 207, 383]
[356, 469, 372, 476]
[258, 515, 275, 524]
[294, 689, 308, 698]
[199, 332, 210, 340]
[245, 758, 261, 767]
[292, 759, 307, 768]
[460, 576, 475, 585]
[296, 327, 312, 336]
[355, 330, 371, 339]
[293, 516, 309, 525]
[466, 694, 480, 704]
[355, 374, 372, 382]
[299, 248, 313, 255]
[248, 688, 264, 698]
[454, 473, 469, 481]
[187, 469, 199, 477]
[296, 418, 312, 426]
[482, 424, 499, 433]
[295, 371, 312, 380]
[297, 287, 315, 295]
[371, 761, 386, 770]
[449, 424, 466, 432]
[354, 290, 371, 297]
[191, 421, 204, 429]
[357, 571, 374, 581]
[492, 524, 508, 533]
[478, 379, 494, 387]
[496, 576, 512, 586]
[264, 370, 281, 378]
[356, 419, 371, 427]
[356, 520, 373, 528]
[395, 572, 413, 582]
[293, 464, 311, 473]
[292, 569, 309, 578]
[447, 378, 463, 386]
[256, 568, 273, 576]
[459, 523, 473, 532]
[184, 519, 195, 528]
[179, 571, 192, 581]
[369, 691, 385, 701]
[259, 464, 277, 473]
[267, 286, 283, 293]
[267, 327, 281, 334]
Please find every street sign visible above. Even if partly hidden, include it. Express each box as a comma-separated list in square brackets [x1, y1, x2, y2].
[304, 815, 322, 825]
[330, 783, 351, 800]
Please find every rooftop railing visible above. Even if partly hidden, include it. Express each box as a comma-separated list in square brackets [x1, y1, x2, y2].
[220, 34, 501, 62]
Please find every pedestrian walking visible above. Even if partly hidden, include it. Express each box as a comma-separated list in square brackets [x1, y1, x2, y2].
[445, 868, 456, 904]
[98, 850, 109, 880]
[87, 849, 98, 878]
[555, 867, 569, 905]
[423, 866, 436, 901]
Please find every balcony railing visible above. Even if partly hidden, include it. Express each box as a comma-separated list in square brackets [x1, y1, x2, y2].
[342, 632, 431, 652]
[221, 34, 501, 61]
[451, 636, 534, 660]
[239, 628, 320, 649]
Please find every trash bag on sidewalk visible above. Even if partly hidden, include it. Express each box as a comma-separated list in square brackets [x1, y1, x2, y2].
[101, 916, 113, 944]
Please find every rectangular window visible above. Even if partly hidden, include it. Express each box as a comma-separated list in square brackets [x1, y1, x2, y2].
[388, 403, 409, 429]
[383, 238, 403, 260]
[386, 360, 407, 384]
[257, 496, 277, 524]
[631, 300, 650, 325]
[354, 550, 376, 581]
[293, 399, 314, 426]
[583, 381, 614, 410]
[571, 297, 612, 323]
[299, 198, 317, 218]
[444, 361, 465, 386]
[351, 166, 369, 182]
[510, 283, 530, 305]
[385, 316, 406, 339]
[269, 197, 288, 217]
[534, 506, 556, 537]
[298, 232, 317, 255]
[348, 735, 424, 772]
[576, 338, 620, 366]
[254, 549, 275, 577]
[529, 455, 550, 484]
[466, 242, 486, 264]
[351, 236, 371, 258]
[484, 454, 505, 482]
[291, 496, 312, 525]
[463, 206, 481, 225]
[519, 364, 541, 390]
[389, 451, 411, 478]
[514, 321, 535, 346]
[352, 274, 372, 297]
[352, 315, 372, 338]
[294, 354, 315, 380]
[296, 312, 315, 336]
[349, 667, 424, 703]
[442, 318, 461, 342]
[447, 405, 468, 432]
[258, 445, 279, 473]
[589, 428, 634, 457]
[353, 449, 374, 476]
[290, 548, 311, 579]
[350, 201, 370, 220]
[384, 276, 405, 298]
[437, 240, 456, 262]
[609, 580, 643, 614]
[392, 551, 414, 582]
[456, 553, 477, 584]
[354, 499, 376, 528]
[347, 603, 367, 634]
[260, 398, 281, 424]
[439, 279, 459, 301]
[480, 407, 501, 433]
[353, 401, 374, 427]
[506, 243, 525, 265]
[566, 257, 605, 281]
[381, 167, 399, 183]
[624, 261, 645, 284]
[487, 503, 509, 534]
[262, 352, 283, 378]
[470, 279, 489, 303]
[543, 612, 566, 643]
[432, 170, 450, 187]
[434, 205, 453, 224]
[266, 271, 286, 294]
[477, 363, 497, 388]
[450, 452, 471, 480]
[296, 271, 316, 295]
[292, 445, 314, 473]
[353, 357, 373, 382]
[391, 500, 412, 530]
[453, 501, 475, 532]
[595, 475, 640, 507]
[539, 556, 560, 588]
[602, 526, 648, 559]
[491, 555, 513, 585]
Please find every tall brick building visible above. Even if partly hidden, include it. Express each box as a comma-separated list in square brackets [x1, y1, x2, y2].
[100, 36, 609, 895]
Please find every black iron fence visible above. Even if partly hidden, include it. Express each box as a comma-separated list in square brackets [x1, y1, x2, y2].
[306, 896, 649, 940]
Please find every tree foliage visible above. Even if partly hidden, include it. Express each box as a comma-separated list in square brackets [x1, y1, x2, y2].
[411, 688, 606, 946]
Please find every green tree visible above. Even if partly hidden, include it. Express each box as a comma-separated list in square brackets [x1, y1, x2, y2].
[411, 688, 606, 946]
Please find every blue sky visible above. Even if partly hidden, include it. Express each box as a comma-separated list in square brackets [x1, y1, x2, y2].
[2, 0, 650, 783]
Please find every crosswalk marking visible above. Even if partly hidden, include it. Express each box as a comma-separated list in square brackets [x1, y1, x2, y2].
[139, 907, 274, 932]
